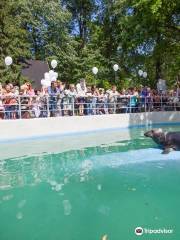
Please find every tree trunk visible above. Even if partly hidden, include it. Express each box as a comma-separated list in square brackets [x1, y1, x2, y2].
[155, 58, 162, 81]
[155, 33, 162, 82]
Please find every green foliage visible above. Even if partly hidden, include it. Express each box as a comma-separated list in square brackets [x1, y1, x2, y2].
[0, 0, 30, 84]
[0, 0, 179, 88]
[113, 0, 180, 86]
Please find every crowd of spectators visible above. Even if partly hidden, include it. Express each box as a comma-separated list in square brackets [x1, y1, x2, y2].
[0, 79, 180, 119]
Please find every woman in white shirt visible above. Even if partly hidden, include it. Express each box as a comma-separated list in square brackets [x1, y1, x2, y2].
[76, 79, 87, 115]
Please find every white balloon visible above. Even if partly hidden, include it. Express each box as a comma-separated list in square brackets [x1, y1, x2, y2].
[143, 72, 147, 78]
[5, 56, 13, 66]
[51, 76, 57, 82]
[113, 64, 119, 72]
[41, 79, 46, 86]
[49, 70, 55, 80]
[54, 72, 58, 79]
[44, 72, 50, 81]
[41, 79, 51, 87]
[49, 70, 54, 76]
[51, 60, 58, 69]
[49, 70, 58, 81]
[43, 79, 51, 87]
[138, 69, 143, 76]
[92, 67, 98, 75]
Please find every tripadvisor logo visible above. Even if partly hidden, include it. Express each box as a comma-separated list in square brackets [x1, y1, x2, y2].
[135, 226, 173, 236]
[135, 227, 143, 236]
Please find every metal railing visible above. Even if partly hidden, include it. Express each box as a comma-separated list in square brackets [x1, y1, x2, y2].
[0, 94, 180, 120]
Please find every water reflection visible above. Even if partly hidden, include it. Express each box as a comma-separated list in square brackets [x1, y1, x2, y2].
[0, 138, 149, 190]
[1, 125, 180, 191]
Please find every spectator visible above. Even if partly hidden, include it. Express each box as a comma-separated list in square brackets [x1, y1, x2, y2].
[127, 88, 138, 113]
[26, 82, 35, 96]
[56, 80, 64, 94]
[97, 88, 107, 114]
[146, 87, 153, 111]
[40, 87, 49, 117]
[107, 85, 118, 114]
[85, 86, 93, 115]
[48, 81, 58, 117]
[152, 90, 161, 111]
[139, 86, 148, 111]
[3, 84, 17, 119]
[118, 89, 129, 113]
[90, 85, 99, 115]
[0, 84, 4, 119]
[76, 79, 87, 116]
[62, 84, 77, 116]
[0, 78, 180, 119]
[56, 81, 65, 115]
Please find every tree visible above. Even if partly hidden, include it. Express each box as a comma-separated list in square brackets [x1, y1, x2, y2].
[113, 0, 180, 86]
[0, 0, 30, 84]
[63, 0, 96, 48]
[0, 0, 179, 87]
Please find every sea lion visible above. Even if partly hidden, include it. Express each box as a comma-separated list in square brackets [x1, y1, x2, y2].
[144, 129, 180, 154]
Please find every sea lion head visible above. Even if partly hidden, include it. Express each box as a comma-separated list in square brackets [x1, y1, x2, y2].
[144, 129, 165, 144]
[144, 129, 163, 137]
[144, 128, 163, 137]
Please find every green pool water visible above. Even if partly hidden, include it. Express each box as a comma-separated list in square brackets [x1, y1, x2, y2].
[0, 126, 180, 240]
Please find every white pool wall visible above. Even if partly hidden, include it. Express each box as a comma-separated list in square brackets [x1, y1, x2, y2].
[0, 111, 179, 141]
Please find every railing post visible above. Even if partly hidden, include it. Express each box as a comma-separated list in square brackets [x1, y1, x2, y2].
[160, 94, 163, 111]
[18, 95, 22, 119]
[46, 95, 50, 117]
[62, 96, 64, 116]
[72, 97, 75, 116]
[145, 97, 147, 112]
[113, 101, 116, 114]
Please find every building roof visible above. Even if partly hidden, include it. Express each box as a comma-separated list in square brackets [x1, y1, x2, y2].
[21, 60, 49, 89]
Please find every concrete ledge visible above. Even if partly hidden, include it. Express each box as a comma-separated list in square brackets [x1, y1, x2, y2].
[0, 111, 180, 142]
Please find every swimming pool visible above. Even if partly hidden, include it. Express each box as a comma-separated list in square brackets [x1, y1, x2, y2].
[0, 125, 180, 240]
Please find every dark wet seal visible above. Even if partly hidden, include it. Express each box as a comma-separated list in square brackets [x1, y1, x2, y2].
[144, 129, 180, 154]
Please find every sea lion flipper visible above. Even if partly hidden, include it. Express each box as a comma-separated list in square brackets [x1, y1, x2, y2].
[162, 147, 173, 154]
[162, 149, 170, 154]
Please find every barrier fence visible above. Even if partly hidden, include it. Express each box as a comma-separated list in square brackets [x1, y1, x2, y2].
[0, 94, 180, 119]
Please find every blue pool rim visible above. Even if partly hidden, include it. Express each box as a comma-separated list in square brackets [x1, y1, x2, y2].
[0, 121, 180, 144]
